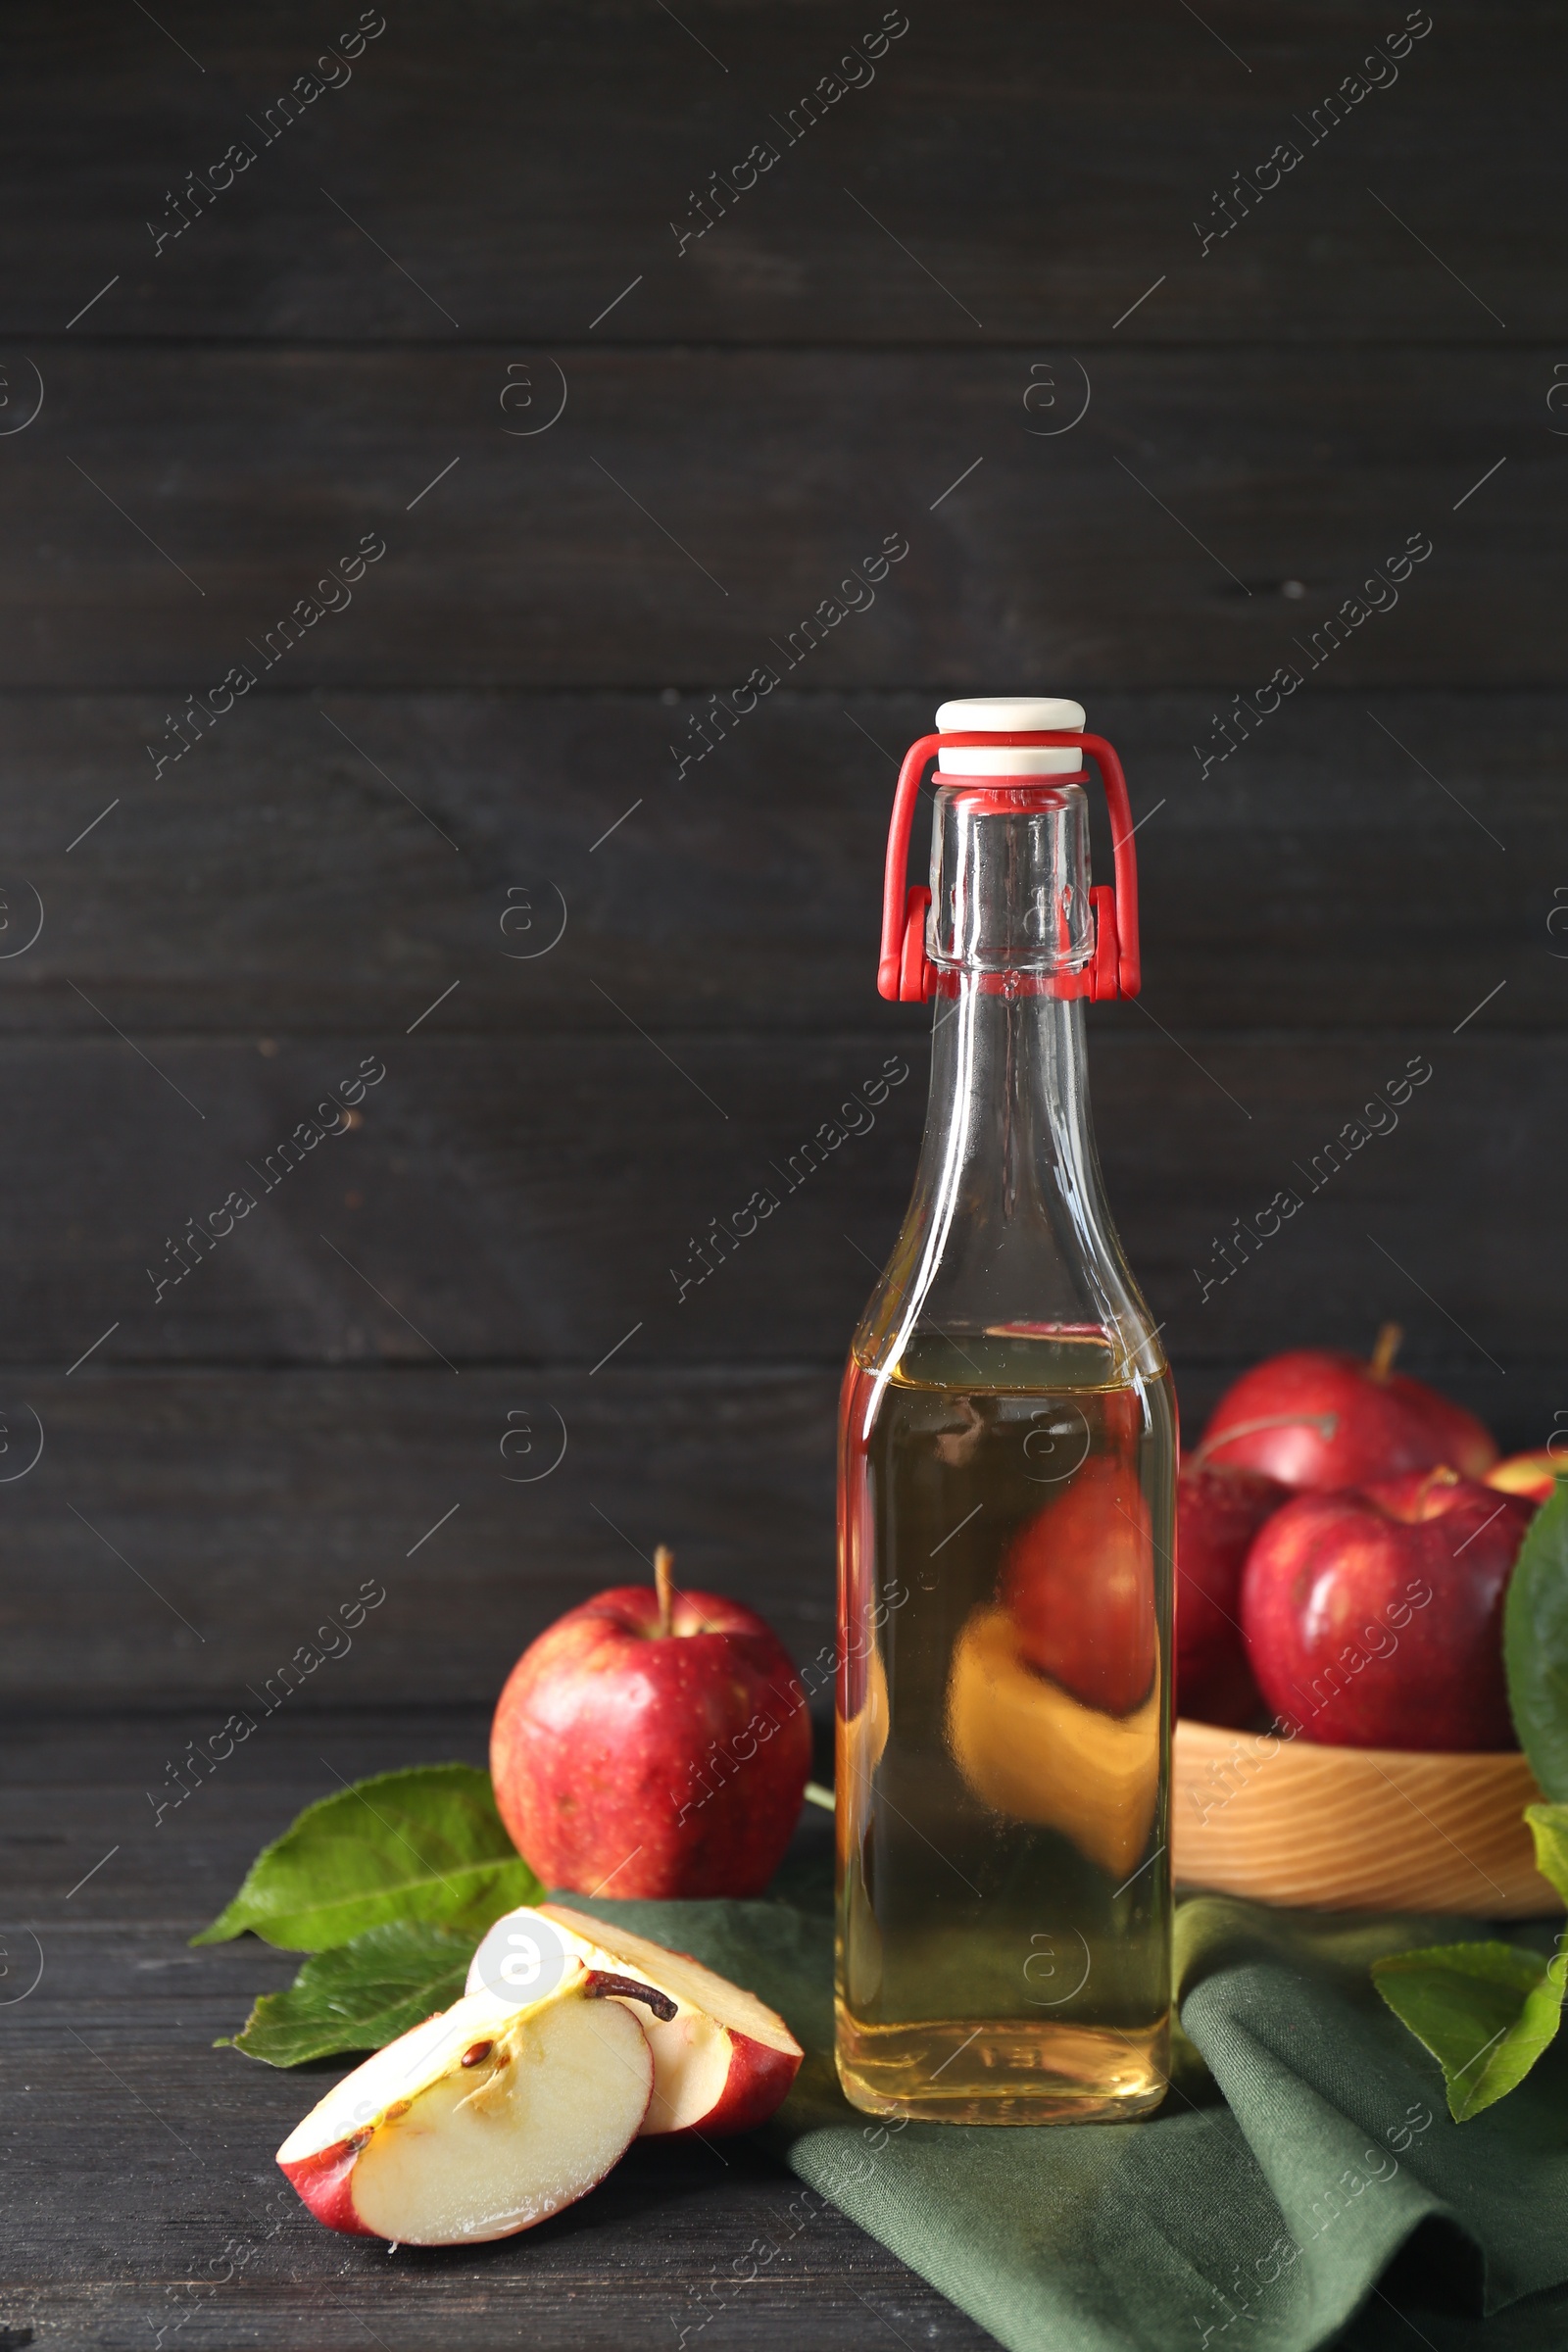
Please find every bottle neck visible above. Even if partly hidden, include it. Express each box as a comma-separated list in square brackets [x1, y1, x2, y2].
[928, 977, 1100, 1202]
[906, 978, 1120, 1323]
[857, 800, 1163, 1387]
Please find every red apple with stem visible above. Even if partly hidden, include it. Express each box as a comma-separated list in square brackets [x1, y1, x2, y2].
[1199, 1324, 1497, 1492]
[1176, 1463, 1287, 1726]
[1239, 1466, 1534, 1749]
[490, 1547, 811, 1899]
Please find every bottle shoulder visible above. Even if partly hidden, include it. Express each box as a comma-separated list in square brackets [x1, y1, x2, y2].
[851, 1205, 1169, 1394]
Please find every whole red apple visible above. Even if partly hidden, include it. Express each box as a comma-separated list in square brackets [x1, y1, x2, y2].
[1199, 1324, 1496, 1491]
[1176, 1463, 1287, 1726]
[1239, 1467, 1534, 1749]
[1486, 1450, 1563, 1507]
[1002, 1454, 1157, 1717]
[490, 1548, 810, 1899]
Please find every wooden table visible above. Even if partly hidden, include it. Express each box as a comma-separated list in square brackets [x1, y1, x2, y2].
[3, 1707, 993, 2350]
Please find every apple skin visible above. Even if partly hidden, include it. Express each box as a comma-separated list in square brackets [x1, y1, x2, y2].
[1176, 1464, 1288, 1726]
[1001, 1454, 1156, 1717]
[1200, 1348, 1497, 1491]
[692, 2029, 798, 2135]
[490, 1587, 811, 1899]
[279, 2135, 375, 2238]
[1239, 1467, 1535, 1749]
[1486, 1451, 1562, 1507]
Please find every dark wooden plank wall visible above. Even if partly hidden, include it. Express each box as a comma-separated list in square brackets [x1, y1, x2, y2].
[0, 0, 1561, 1715]
[2, 8, 1562, 2346]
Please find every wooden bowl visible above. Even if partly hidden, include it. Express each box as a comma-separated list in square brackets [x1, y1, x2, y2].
[1172, 1717, 1556, 1917]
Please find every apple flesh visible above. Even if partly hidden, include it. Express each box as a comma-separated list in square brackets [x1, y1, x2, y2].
[1486, 1450, 1562, 1507]
[1199, 1325, 1497, 1492]
[1176, 1463, 1287, 1726]
[1000, 1454, 1157, 1717]
[1239, 1466, 1535, 1750]
[490, 1549, 811, 1900]
[276, 1969, 656, 2244]
[469, 1902, 803, 2137]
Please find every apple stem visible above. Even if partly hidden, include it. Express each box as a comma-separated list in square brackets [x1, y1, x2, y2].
[583, 1969, 679, 2022]
[654, 1544, 674, 1638]
[1369, 1321, 1403, 1383]
[1192, 1411, 1339, 1467]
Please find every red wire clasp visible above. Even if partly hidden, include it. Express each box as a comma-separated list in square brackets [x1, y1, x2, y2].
[875, 730, 1142, 1004]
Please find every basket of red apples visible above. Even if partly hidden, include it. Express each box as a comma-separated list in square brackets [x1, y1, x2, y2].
[1173, 1323, 1562, 1915]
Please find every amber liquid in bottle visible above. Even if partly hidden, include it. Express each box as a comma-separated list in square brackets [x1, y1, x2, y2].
[837, 1328, 1174, 2123]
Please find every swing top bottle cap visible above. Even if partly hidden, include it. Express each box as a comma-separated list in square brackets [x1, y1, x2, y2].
[935, 696, 1086, 776]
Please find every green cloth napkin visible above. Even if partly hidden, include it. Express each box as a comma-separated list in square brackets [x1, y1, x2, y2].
[565, 1864, 1568, 2352]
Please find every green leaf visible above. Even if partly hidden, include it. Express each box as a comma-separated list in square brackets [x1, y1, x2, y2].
[220, 1921, 475, 2066]
[192, 1763, 542, 1950]
[1371, 1939, 1565, 2121]
[1504, 1478, 1568, 1798]
[1526, 1801, 1568, 1907]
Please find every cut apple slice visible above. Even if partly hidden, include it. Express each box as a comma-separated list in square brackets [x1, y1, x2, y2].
[468, 1903, 802, 2137]
[276, 1970, 653, 2244]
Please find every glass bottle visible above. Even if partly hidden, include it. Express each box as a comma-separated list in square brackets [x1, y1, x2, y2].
[835, 696, 1176, 2125]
